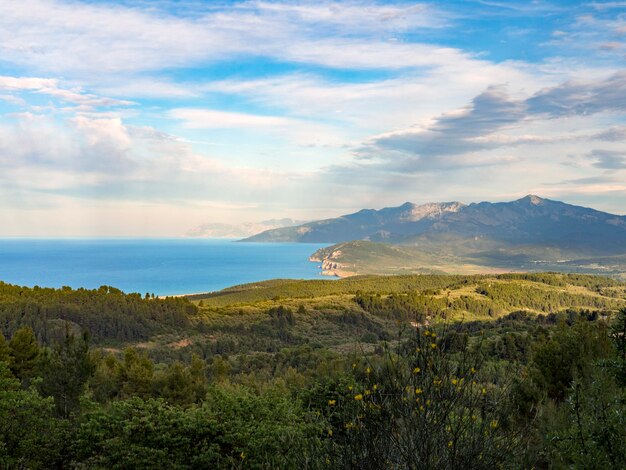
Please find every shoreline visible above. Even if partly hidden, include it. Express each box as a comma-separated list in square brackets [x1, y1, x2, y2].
[309, 254, 357, 278]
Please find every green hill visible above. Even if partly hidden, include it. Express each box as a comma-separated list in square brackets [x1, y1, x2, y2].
[310, 240, 626, 279]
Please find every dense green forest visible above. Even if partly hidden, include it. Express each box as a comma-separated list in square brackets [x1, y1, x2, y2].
[0, 282, 196, 344]
[1, 273, 626, 468]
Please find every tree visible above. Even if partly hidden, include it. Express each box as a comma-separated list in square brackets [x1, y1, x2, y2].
[89, 353, 123, 403]
[154, 361, 202, 405]
[8, 327, 40, 381]
[0, 362, 62, 467]
[610, 307, 626, 386]
[548, 368, 626, 468]
[39, 330, 96, 418]
[0, 331, 10, 366]
[209, 356, 231, 383]
[531, 319, 611, 400]
[119, 348, 154, 399]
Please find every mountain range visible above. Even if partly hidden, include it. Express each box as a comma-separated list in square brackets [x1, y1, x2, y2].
[243, 196, 626, 278]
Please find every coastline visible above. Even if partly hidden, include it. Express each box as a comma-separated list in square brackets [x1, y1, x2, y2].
[309, 253, 356, 278]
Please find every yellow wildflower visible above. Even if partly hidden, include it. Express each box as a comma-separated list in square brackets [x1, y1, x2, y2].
[354, 394, 363, 401]
[430, 343, 437, 349]
[327, 429, 333, 437]
[482, 387, 487, 396]
[415, 387, 423, 395]
[448, 441, 453, 448]
[490, 420, 498, 429]
[366, 367, 371, 374]
[451, 378, 458, 385]
[240, 452, 246, 460]
[413, 367, 421, 374]
[328, 399, 336, 406]
[471, 367, 476, 374]
[373, 384, 378, 390]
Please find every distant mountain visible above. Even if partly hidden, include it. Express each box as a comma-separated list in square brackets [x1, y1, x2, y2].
[243, 195, 626, 255]
[242, 201, 466, 243]
[187, 218, 304, 238]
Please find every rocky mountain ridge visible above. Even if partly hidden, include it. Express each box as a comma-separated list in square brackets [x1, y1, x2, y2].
[243, 195, 626, 256]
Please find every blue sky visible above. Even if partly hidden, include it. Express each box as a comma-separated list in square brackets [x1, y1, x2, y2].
[0, 0, 625, 235]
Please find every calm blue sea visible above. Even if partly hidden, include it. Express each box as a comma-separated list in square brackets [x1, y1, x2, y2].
[0, 239, 329, 296]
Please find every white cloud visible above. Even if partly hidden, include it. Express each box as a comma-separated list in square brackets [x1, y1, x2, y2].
[0, 0, 451, 76]
[0, 94, 26, 106]
[0, 75, 133, 108]
[0, 112, 317, 204]
[170, 109, 292, 129]
[97, 79, 200, 99]
[0, 76, 58, 90]
[247, 1, 446, 32]
[198, 56, 549, 136]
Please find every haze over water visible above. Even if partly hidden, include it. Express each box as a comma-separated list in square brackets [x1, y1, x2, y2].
[0, 239, 328, 296]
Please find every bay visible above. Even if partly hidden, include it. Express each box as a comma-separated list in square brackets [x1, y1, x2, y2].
[0, 238, 329, 296]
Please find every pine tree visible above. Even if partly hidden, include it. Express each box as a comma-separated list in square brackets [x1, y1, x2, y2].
[39, 328, 95, 418]
[0, 331, 11, 365]
[8, 327, 40, 380]
[120, 348, 154, 399]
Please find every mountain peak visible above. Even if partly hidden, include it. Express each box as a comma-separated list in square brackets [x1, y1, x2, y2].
[519, 194, 545, 205]
[401, 201, 465, 222]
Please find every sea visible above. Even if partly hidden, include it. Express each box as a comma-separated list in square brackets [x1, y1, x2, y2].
[0, 239, 330, 296]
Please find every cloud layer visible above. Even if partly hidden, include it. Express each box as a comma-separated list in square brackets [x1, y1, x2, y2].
[0, 0, 625, 235]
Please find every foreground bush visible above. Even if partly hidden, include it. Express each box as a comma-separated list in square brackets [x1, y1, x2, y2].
[322, 326, 527, 469]
[72, 386, 320, 469]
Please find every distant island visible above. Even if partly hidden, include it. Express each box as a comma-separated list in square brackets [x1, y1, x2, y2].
[242, 195, 626, 279]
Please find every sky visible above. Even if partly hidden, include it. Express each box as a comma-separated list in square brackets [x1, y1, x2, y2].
[0, 0, 625, 236]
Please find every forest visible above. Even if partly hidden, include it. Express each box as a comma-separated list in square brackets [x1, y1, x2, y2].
[1, 273, 625, 468]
